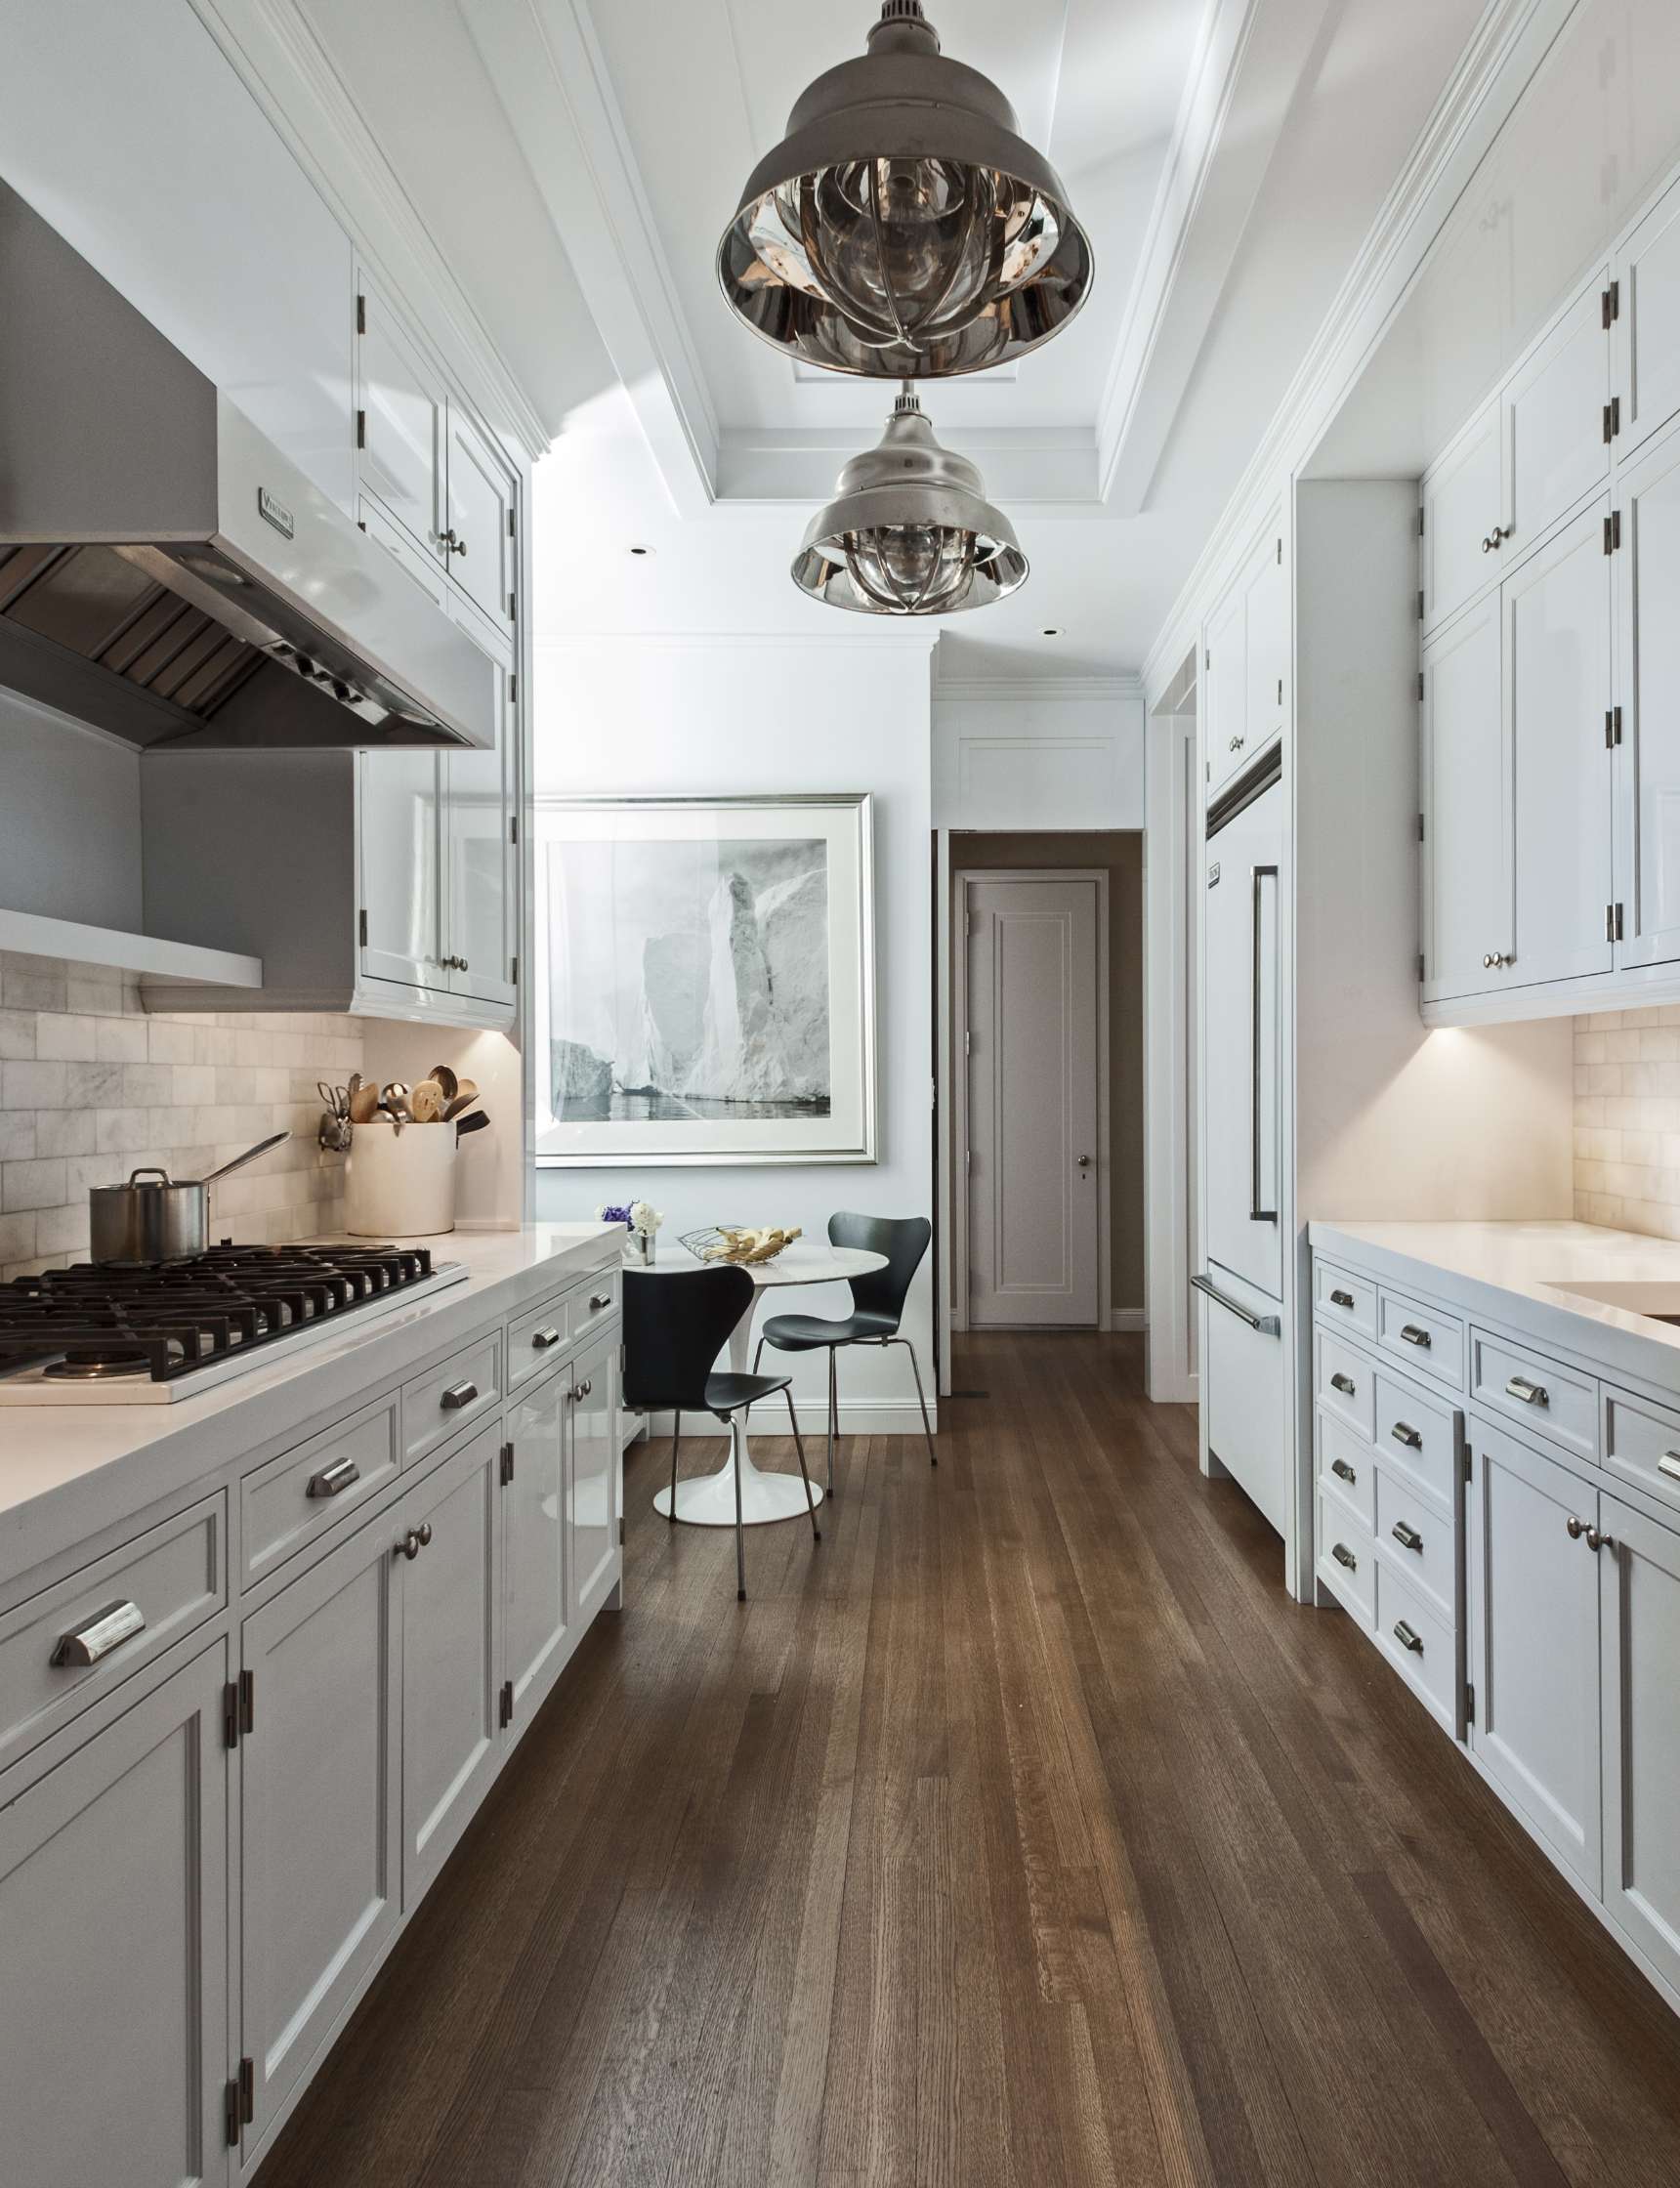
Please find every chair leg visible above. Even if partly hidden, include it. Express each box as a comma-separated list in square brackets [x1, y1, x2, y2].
[731, 1416, 746, 1601]
[896, 1338, 937, 1467]
[668, 1410, 681, 1522]
[826, 1345, 838, 1497]
[784, 1387, 820, 1542]
[746, 1336, 766, 1416]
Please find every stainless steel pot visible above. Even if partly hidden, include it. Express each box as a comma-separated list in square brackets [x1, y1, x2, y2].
[88, 1131, 291, 1264]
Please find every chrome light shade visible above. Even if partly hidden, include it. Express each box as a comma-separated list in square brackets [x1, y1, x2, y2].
[791, 388, 1028, 615]
[719, 0, 1093, 378]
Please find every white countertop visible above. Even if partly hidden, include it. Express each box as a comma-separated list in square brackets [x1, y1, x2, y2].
[1310, 1218, 1680, 1396]
[0, 1225, 619, 1589]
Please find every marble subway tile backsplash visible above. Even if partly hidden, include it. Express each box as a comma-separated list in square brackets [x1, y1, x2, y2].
[1574, 1007, 1680, 1238]
[0, 953, 361, 1281]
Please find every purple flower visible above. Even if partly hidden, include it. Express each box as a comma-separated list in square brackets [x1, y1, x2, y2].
[600, 1202, 633, 1227]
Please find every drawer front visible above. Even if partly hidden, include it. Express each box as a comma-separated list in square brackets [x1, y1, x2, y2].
[1317, 1408, 1376, 1530]
[1317, 1496, 1375, 1628]
[403, 1329, 503, 1466]
[1315, 1260, 1377, 1340]
[1377, 1287, 1465, 1390]
[1603, 1384, 1680, 1518]
[243, 1399, 401, 1582]
[507, 1289, 571, 1392]
[1373, 1369, 1458, 1511]
[1470, 1328, 1597, 1461]
[1374, 1560, 1458, 1732]
[1374, 1467, 1456, 1623]
[570, 1269, 621, 1348]
[0, 1494, 225, 1772]
[1316, 1327, 1376, 1440]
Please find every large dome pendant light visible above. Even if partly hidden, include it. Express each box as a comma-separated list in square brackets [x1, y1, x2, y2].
[718, 0, 1093, 379]
[791, 385, 1029, 615]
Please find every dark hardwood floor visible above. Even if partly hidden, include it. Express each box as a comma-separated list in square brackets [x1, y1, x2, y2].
[255, 1331, 1680, 2187]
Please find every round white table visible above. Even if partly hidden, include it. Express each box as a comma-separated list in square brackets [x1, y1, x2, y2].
[645, 1241, 888, 1527]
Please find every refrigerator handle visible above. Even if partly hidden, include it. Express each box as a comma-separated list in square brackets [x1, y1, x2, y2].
[1192, 1271, 1281, 1336]
[1251, 863, 1279, 1223]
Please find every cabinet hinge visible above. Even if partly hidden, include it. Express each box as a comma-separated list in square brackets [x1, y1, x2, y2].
[499, 1680, 514, 1729]
[619, 1516, 626, 1545]
[1464, 1682, 1475, 1726]
[358, 907, 368, 948]
[225, 2054, 254, 2144]
[1417, 669, 1425, 702]
[1417, 811, 1426, 843]
[1607, 705, 1623, 748]
[1416, 950, 1426, 982]
[356, 292, 366, 335]
[508, 507, 517, 537]
[1277, 676, 1283, 705]
[964, 1029, 971, 1058]
[1416, 588, 1425, 620]
[1417, 504, 1426, 538]
[1605, 508, 1622, 554]
[357, 407, 366, 450]
[1204, 646, 1211, 671]
[511, 953, 518, 985]
[1276, 535, 1282, 565]
[509, 672, 518, 707]
[223, 1679, 240, 1750]
[239, 1667, 255, 1739]
[1463, 1445, 1473, 1484]
[1609, 902, 1624, 943]
[1602, 279, 1619, 328]
[225, 2078, 241, 2148]
[510, 813, 519, 846]
[500, 1440, 515, 1486]
[507, 592, 517, 621]
[1604, 397, 1621, 443]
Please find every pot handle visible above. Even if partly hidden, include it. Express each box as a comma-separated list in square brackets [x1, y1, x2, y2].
[122, 1167, 174, 1187]
[190, 1130, 291, 1188]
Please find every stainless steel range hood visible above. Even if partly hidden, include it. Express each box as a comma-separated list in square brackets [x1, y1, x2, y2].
[0, 181, 495, 751]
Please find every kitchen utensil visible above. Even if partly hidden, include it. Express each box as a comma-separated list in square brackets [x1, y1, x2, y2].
[377, 1100, 405, 1138]
[317, 1080, 343, 1115]
[89, 1130, 291, 1264]
[441, 1091, 475, 1122]
[409, 1078, 445, 1123]
[454, 1110, 489, 1139]
[430, 1063, 459, 1104]
[348, 1079, 381, 1123]
[381, 1082, 411, 1120]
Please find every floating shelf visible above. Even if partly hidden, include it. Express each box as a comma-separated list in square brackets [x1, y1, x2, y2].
[0, 907, 263, 989]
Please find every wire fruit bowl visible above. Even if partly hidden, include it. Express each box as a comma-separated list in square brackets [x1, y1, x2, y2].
[681, 1224, 804, 1266]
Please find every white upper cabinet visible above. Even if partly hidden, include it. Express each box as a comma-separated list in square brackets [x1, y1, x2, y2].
[1616, 174, 1680, 461]
[1244, 531, 1288, 756]
[1421, 595, 1507, 999]
[1500, 274, 1612, 559]
[357, 282, 447, 565]
[1204, 520, 1287, 796]
[1420, 402, 1501, 634]
[445, 407, 519, 642]
[443, 611, 517, 1009]
[1599, 1494, 1680, 1999]
[1203, 579, 1248, 793]
[359, 749, 442, 989]
[1504, 497, 1615, 987]
[1614, 417, 1680, 969]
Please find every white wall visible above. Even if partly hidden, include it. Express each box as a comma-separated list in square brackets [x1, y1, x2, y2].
[531, 633, 937, 1435]
[931, 680, 1145, 829]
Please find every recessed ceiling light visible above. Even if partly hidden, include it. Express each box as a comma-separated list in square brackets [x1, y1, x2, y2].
[1041, 625, 1064, 636]
[628, 544, 656, 558]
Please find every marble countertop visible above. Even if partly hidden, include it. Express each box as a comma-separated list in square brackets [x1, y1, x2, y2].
[1309, 1218, 1680, 1396]
[0, 1224, 619, 1588]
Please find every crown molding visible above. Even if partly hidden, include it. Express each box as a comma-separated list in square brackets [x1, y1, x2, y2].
[534, 629, 941, 655]
[186, 0, 551, 463]
[933, 675, 1144, 703]
[1141, 0, 1568, 701]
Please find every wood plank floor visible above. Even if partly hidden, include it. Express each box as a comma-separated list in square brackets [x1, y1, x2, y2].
[255, 1332, 1680, 2187]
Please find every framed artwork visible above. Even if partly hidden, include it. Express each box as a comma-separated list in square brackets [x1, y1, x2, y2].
[533, 793, 876, 1167]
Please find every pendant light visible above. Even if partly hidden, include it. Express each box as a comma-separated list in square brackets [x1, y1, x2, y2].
[791, 385, 1028, 615]
[719, 0, 1093, 379]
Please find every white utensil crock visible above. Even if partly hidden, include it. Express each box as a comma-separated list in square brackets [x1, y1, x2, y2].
[345, 1118, 457, 1238]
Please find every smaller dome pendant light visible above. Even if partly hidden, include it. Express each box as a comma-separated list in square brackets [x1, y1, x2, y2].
[791, 384, 1028, 615]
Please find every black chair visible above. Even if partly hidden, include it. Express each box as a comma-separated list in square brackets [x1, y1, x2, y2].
[752, 1212, 935, 1495]
[623, 1264, 819, 1601]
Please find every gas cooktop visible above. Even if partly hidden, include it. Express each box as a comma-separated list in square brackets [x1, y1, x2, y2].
[0, 1241, 468, 1405]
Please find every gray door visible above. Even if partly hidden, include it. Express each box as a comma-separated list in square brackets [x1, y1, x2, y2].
[0, 1643, 230, 2188]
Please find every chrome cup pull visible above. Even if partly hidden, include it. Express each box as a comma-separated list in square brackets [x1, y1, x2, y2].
[1392, 1620, 1424, 1655]
[1390, 1421, 1423, 1451]
[1398, 1324, 1432, 1349]
[589, 1292, 613, 1311]
[1391, 1521, 1424, 1553]
[307, 1456, 360, 1499]
[441, 1379, 480, 1410]
[1331, 1542, 1358, 1572]
[1659, 1452, 1680, 1483]
[1505, 1374, 1548, 1408]
[52, 1599, 146, 1667]
[1328, 1288, 1355, 1309]
[1331, 1458, 1357, 1485]
[530, 1327, 562, 1351]
[1330, 1371, 1357, 1397]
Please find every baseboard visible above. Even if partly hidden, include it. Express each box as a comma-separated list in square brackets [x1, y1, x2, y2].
[1107, 1307, 1147, 1332]
[629, 1399, 938, 1441]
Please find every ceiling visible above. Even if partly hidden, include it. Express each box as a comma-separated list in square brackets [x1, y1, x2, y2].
[298, 0, 1491, 679]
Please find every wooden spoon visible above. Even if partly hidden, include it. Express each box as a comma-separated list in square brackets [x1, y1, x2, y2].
[409, 1078, 445, 1123]
[348, 1079, 381, 1123]
[429, 1063, 459, 1104]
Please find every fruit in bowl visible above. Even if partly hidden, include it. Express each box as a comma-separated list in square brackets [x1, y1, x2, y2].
[701, 1224, 803, 1265]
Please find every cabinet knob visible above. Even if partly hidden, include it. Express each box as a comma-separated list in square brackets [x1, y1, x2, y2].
[1566, 1514, 1587, 1539]
[1229, 736, 1244, 753]
[1481, 525, 1509, 553]
[441, 527, 468, 557]
[1585, 1527, 1613, 1552]
[399, 1529, 423, 1561]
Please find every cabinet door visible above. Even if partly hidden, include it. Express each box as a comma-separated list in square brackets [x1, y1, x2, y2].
[1504, 498, 1615, 987]
[240, 1511, 400, 2151]
[568, 1330, 620, 1621]
[442, 610, 516, 1009]
[1614, 419, 1680, 968]
[504, 1362, 570, 1724]
[1616, 175, 1680, 460]
[0, 1644, 229, 2188]
[401, 1424, 503, 1905]
[1242, 528, 1288, 757]
[1600, 1494, 1680, 1994]
[1421, 401, 1501, 632]
[359, 494, 447, 612]
[1467, 1419, 1601, 1890]
[444, 404, 518, 642]
[1203, 580, 1249, 792]
[358, 749, 441, 989]
[1421, 594, 1508, 997]
[1501, 274, 1611, 557]
[357, 279, 446, 563]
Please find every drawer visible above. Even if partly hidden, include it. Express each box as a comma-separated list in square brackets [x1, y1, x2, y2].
[1374, 1560, 1459, 1733]
[243, 1398, 401, 1583]
[403, 1328, 503, 1467]
[507, 1288, 572, 1393]
[1376, 1287, 1464, 1390]
[1317, 1496, 1375, 1628]
[1316, 1327, 1375, 1440]
[1317, 1408, 1376, 1530]
[1372, 1369, 1459, 1511]
[1470, 1327, 1597, 1462]
[1602, 1383, 1680, 1517]
[1374, 1467, 1456, 1624]
[1316, 1260, 1377, 1340]
[0, 1493, 225, 1773]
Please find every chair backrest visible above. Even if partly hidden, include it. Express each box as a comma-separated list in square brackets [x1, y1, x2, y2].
[828, 1211, 930, 1330]
[622, 1264, 753, 1410]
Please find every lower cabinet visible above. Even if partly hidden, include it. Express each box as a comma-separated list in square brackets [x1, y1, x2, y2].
[505, 1361, 570, 1720]
[569, 1330, 620, 1620]
[0, 1642, 231, 2188]
[1601, 1493, 1680, 1995]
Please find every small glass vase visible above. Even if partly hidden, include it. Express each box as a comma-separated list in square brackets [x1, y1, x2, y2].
[625, 1228, 655, 1266]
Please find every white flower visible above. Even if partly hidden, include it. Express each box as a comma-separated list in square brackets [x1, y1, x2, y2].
[630, 1199, 663, 1236]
